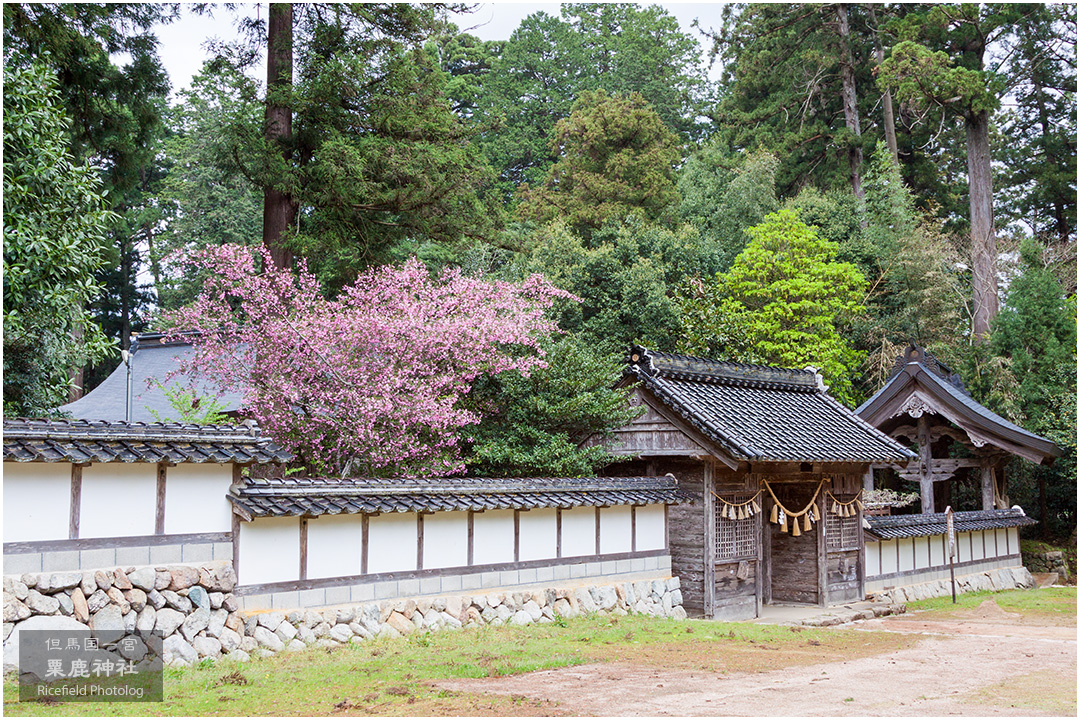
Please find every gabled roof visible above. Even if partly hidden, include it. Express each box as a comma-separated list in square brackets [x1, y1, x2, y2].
[856, 346, 1060, 465]
[3, 418, 291, 465]
[58, 332, 243, 423]
[865, 508, 1036, 540]
[624, 346, 916, 464]
[229, 475, 688, 519]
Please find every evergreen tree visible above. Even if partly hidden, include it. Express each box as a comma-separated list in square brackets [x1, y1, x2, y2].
[3, 60, 114, 415]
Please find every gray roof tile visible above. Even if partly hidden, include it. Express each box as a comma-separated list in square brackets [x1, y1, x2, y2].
[626, 346, 916, 464]
[230, 475, 688, 518]
[3, 418, 291, 465]
[866, 508, 1036, 539]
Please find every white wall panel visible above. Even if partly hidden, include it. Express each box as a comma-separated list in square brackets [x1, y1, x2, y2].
[599, 505, 632, 554]
[519, 508, 557, 561]
[958, 532, 972, 562]
[239, 517, 300, 585]
[422, 511, 468, 569]
[561, 507, 596, 557]
[307, 515, 363, 579]
[635, 505, 666, 551]
[1007, 528, 1018, 555]
[367, 513, 418, 573]
[994, 528, 1008, 558]
[3, 463, 70, 542]
[164, 463, 233, 534]
[865, 541, 880, 577]
[880, 539, 898, 575]
[81, 464, 156, 538]
[472, 509, 515, 565]
[930, 533, 945, 567]
[913, 536, 930, 569]
[971, 530, 985, 560]
[898, 537, 915, 572]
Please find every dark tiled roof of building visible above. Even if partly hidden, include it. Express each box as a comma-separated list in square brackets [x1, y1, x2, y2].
[625, 346, 916, 464]
[229, 476, 687, 519]
[3, 418, 291, 465]
[58, 332, 243, 423]
[866, 508, 1036, 540]
[856, 346, 1060, 464]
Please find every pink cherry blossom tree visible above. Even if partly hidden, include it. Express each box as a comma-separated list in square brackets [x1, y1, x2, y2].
[165, 245, 573, 477]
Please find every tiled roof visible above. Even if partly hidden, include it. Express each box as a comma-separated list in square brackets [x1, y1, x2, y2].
[58, 332, 244, 423]
[625, 346, 916, 464]
[866, 508, 1037, 540]
[856, 346, 1060, 464]
[229, 476, 687, 519]
[3, 418, 291, 465]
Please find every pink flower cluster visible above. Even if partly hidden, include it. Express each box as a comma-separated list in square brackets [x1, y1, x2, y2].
[166, 245, 573, 476]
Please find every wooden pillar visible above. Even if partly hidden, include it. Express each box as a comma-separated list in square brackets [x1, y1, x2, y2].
[703, 462, 716, 618]
[862, 466, 874, 493]
[918, 415, 934, 514]
[980, 464, 995, 511]
[816, 499, 828, 607]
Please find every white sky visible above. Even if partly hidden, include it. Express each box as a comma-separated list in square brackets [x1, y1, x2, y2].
[154, 2, 729, 98]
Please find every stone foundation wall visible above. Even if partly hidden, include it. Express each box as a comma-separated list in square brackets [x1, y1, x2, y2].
[869, 566, 1035, 604]
[1022, 550, 1071, 582]
[4, 561, 684, 670]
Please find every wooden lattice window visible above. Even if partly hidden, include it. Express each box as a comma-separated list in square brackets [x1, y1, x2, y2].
[825, 495, 860, 551]
[716, 493, 758, 561]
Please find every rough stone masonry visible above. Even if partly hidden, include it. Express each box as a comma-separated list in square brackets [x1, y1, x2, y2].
[3, 561, 685, 669]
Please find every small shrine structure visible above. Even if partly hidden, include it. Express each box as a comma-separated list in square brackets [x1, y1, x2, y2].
[856, 346, 1061, 514]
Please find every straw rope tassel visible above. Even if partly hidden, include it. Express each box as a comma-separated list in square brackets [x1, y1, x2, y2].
[770, 505, 778, 523]
[791, 519, 801, 536]
[803, 513, 812, 532]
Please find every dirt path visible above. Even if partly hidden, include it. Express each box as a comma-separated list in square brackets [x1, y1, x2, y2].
[436, 604, 1077, 716]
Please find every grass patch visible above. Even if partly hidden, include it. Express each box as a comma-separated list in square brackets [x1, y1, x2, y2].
[905, 586, 1076, 625]
[956, 668, 1078, 716]
[3, 614, 909, 717]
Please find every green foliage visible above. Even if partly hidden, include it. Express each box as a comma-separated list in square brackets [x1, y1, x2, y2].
[679, 209, 867, 405]
[464, 334, 640, 478]
[523, 218, 714, 353]
[3, 59, 114, 415]
[152, 64, 264, 312]
[475, 4, 713, 202]
[677, 146, 780, 271]
[516, 90, 681, 233]
[146, 382, 232, 425]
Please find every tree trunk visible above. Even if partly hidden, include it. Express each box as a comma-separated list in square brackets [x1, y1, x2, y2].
[965, 109, 998, 341]
[263, 2, 297, 270]
[868, 5, 899, 166]
[835, 4, 864, 201]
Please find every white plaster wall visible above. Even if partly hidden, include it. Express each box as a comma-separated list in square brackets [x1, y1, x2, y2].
[3, 463, 71, 542]
[880, 539, 898, 575]
[307, 514, 363, 579]
[367, 513, 418, 574]
[898, 537, 915, 572]
[994, 528, 1008, 557]
[239, 517, 300, 585]
[422, 511, 468, 570]
[1007, 528, 1018, 555]
[472, 510, 515, 565]
[80, 463, 157, 538]
[930, 533, 945, 567]
[635, 505, 666, 551]
[971, 530, 985, 560]
[865, 541, 880, 577]
[913, 536, 930, 570]
[164, 463, 233, 535]
[561, 507, 596, 557]
[958, 532, 972, 562]
[599, 505, 632, 554]
[518, 508, 557, 561]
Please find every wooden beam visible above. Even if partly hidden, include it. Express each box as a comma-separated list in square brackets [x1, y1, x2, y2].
[416, 513, 425, 571]
[703, 461, 716, 618]
[467, 511, 475, 566]
[918, 414, 934, 514]
[514, 510, 522, 562]
[980, 465, 995, 511]
[155, 463, 167, 535]
[360, 514, 369, 575]
[69, 464, 83, 540]
[556, 508, 563, 558]
[816, 501, 828, 607]
[299, 517, 308, 581]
